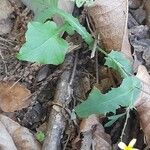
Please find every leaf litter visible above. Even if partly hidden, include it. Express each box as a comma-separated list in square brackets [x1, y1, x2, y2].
[0, 0, 150, 150]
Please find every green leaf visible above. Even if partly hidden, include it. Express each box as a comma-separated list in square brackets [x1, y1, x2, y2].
[22, 0, 58, 17]
[36, 131, 45, 142]
[105, 113, 125, 127]
[105, 50, 132, 78]
[17, 21, 68, 65]
[35, 7, 93, 46]
[75, 76, 141, 118]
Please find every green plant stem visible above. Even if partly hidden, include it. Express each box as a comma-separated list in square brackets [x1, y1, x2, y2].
[120, 108, 130, 141]
[57, 22, 70, 34]
[97, 46, 108, 56]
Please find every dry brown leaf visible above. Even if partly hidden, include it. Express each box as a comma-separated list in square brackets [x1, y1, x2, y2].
[87, 0, 132, 61]
[80, 115, 112, 150]
[93, 124, 112, 150]
[0, 114, 41, 150]
[134, 65, 150, 147]
[0, 121, 17, 150]
[80, 114, 100, 132]
[0, 81, 31, 112]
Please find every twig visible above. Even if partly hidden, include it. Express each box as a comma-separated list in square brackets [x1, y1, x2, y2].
[0, 36, 15, 46]
[69, 51, 78, 86]
[95, 50, 99, 84]
[91, 39, 98, 58]
[0, 50, 8, 77]
[63, 134, 71, 150]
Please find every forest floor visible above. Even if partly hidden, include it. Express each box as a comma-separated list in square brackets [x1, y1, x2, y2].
[0, 0, 150, 150]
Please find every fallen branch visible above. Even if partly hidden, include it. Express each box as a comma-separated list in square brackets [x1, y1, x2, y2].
[42, 53, 75, 150]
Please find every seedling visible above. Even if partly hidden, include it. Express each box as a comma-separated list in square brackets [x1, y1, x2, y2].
[17, 0, 141, 126]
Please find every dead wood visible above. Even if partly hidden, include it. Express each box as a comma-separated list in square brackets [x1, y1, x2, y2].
[42, 53, 75, 150]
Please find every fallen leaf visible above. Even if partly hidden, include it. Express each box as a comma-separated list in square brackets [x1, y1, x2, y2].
[80, 115, 112, 150]
[0, 81, 31, 112]
[87, 1, 129, 51]
[0, 114, 41, 150]
[0, 121, 17, 150]
[80, 114, 100, 132]
[93, 124, 112, 150]
[134, 65, 150, 147]
[87, 0, 133, 62]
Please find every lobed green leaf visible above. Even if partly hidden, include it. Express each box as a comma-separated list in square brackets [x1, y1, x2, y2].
[105, 50, 132, 78]
[75, 76, 141, 118]
[104, 113, 125, 127]
[17, 21, 68, 65]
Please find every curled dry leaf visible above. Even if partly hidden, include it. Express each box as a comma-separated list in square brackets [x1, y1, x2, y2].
[80, 115, 112, 150]
[0, 81, 31, 112]
[134, 65, 150, 147]
[0, 114, 41, 150]
[87, 0, 132, 61]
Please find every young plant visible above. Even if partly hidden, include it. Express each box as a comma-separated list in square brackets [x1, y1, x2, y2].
[17, 1, 93, 65]
[17, 0, 142, 126]
[75, 50, 141, 121]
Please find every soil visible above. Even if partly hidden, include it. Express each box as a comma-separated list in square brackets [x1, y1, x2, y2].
[0, 0, 150, 150]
